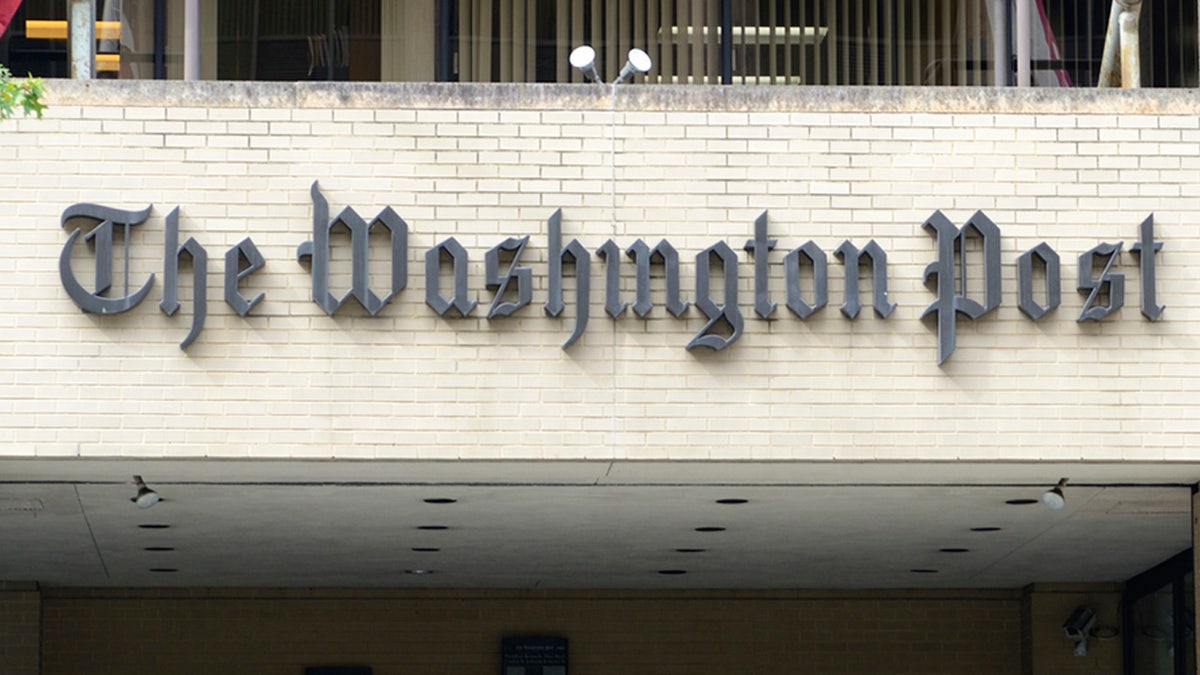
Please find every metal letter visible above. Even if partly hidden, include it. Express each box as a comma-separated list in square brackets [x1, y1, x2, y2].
[743, 210, 777, 318]
[920, 211, 1002, 364]
[159, 207, 207, 349]
[1077, 242, 1125, 322]
[224, 238, 265, 317]
[835, 240, 897, 320]
[687, 242, 743, 351]
[485, 236, 532, 319]
[1130, 214, 1164, 321]
[1016, 242, 1060, 320]
[596, 240, 628, 318]
[59, 202, 155, 315]
[424, 238, 477, 317]
[626, 239, 689, 318]
[297, 182, 407, 316]
[783, 241, 828, 319]
[544, 210, 591, 348]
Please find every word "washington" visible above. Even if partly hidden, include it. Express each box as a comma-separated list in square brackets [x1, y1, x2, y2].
[59, 183, 1163, 364]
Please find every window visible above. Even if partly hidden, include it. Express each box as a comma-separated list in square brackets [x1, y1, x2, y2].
[1125, 550, 1197, 675]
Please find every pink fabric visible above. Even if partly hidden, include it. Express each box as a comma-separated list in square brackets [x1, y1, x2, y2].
[0, 0, 22, 38]
[1034, 0, 1074, 87]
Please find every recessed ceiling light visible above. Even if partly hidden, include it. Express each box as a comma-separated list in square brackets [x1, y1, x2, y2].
[143, 546, 175, 552]
[910, 569, 939, 574]
[423, 498, 457, 504]
[1005, 499, 1038, 505]
[715, 498, 748, 505]
[148, 568, 177, 573]
[970, 527, 1002, 532]
[694, 526, 726, 532]
[658, 569, 687, 575]
[412, 547, 441, 553]
[675, 548, 707, 553]
[417, 525, 449, 530]
[405, 569, 435, 575]
[138, 524, 171, 529]
[939, 548, 970, 554]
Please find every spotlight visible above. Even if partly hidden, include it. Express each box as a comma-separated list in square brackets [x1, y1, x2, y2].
[1041, 477, 1068, 510]
[614, 48, 653, 84]
[569, 45, 602, 83]
[131, 475, 161, 509]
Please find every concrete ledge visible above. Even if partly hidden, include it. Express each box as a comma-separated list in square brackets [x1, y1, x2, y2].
[41, 79, 1200, 114]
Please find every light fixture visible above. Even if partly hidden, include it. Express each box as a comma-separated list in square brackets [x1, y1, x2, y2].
[1062, 605, 1096, 655]
[569, 45, 602, 83]
[569, 45, 653, 85]
[614, 48, 653, 84]
[131, 475, 161, 509]
[1042, 477, 1069, 510]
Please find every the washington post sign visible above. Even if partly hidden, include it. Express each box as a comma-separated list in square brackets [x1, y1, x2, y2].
[59, 182, 1163, 365]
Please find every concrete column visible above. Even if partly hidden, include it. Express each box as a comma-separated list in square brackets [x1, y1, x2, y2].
[0, 583, 41, 675]
[1015, 0, 1031, 86]
[68, 0, 95, 80]
[184, 0, 200, 80]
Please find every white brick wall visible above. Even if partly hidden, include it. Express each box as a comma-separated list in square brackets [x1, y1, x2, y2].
[0, 83, 1196, 462]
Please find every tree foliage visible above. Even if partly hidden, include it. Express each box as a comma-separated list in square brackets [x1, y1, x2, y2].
[0, 66, 46, 120]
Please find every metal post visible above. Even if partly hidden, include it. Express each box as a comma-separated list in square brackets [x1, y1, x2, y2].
[153, 0, 166, 79]
[720, 0, 732, 85]
[1118, 1, 1142, 88]
[436, 0, 453, 82]
[1015, 0, 1030, 86]
[68, 0, 95, 80]
[1097, 0, 1121, 86]
[184, 0, 200, 80]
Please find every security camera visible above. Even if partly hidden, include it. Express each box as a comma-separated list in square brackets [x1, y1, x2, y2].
[1062, 606, 1096, 656]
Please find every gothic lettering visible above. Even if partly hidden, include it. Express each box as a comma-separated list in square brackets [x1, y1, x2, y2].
[626, 239, 689, 318]
[1130, 214, 1164, 321]
[59, 202, 155, 315]
[743, 211, 777, 319]
[687, 242, 743, 351]
[544, 210, 590, 347]
[1077, 242, 1124, 322]
[921, 210, 1001, 365]
[225, 238, 265, 317]
[160, 207, 208, 349]
[1016, 243, 1060, 321]
[297, 182, 407, 316]
[783, 241, 828, 319]
[424, 238, 477, 317]
[485, 236, 532, 319]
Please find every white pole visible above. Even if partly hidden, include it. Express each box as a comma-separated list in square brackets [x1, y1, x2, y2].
[1015, 0, 1031, 86]
[68, 0, 95, 80]
[184, 0, 200, 80]
[987, 0, 1008, 86]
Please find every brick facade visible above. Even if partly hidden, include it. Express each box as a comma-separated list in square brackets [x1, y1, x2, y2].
[0, 83, 1196, 462]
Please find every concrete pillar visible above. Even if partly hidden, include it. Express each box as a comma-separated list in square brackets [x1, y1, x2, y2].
[0, 583, 40, 675]
[184, 0, 200, 80]
[68, 0, 95, 80]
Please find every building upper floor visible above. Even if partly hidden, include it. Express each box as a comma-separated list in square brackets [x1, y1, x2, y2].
[1, 0, 1197, 87]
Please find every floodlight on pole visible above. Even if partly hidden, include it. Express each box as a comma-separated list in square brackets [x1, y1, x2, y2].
[614, 48, 653, 84]
[569, 45, 653, 85]
[569, 45, 602, 83]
